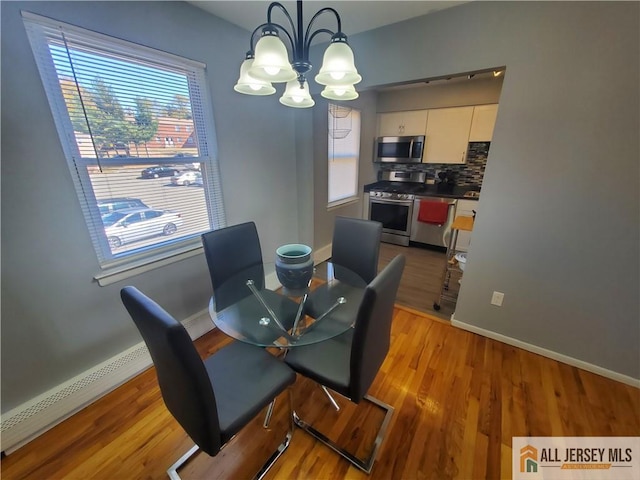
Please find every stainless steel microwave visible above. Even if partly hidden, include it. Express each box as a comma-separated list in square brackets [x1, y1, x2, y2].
[374, 135, 425, 163]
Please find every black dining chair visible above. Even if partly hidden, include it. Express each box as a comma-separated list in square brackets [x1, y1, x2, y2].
[304, 216, 383, 324]
[331, 216, 383, 284]
[202, 222, 300, 427]
[284, 254, 406, 474]
[120, 286, 296, 480]
[202, 221, 299, 325]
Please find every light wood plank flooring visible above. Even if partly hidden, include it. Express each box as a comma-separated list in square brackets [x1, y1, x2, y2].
[2, 307, 638, 479]
[378, 242, 457, 318]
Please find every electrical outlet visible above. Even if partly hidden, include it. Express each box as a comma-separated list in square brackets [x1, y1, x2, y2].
[491, 291, 504, 306]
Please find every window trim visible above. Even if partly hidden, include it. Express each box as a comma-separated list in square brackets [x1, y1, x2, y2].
[327, 196, 360, 210]
[327, 104, 361, 208]
[21, 11, 207, 71]
[22, 11, 226, 277]
[94, 242, 204, 286]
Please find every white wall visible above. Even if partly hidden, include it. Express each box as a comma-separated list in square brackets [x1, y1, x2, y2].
[345, 1, 639, 379]
[0, 1, 300, 412]
[376, 76, 504, 112]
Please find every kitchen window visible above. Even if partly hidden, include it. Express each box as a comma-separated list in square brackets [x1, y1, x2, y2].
[22, 12, 225, 282]
[328, 104, 360, 207]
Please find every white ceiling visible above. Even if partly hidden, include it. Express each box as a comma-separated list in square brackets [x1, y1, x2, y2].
[189, 1, 467, 39]
[188, 1, 492, 90]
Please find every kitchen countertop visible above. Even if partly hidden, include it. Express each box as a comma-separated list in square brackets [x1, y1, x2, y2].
[363, 181, 480, 200]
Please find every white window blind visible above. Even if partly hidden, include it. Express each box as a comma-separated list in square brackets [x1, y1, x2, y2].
[22, 11, 225, 270]
[328, 104, 360, 206]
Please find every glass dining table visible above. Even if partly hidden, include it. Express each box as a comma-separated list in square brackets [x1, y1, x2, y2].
[208, 261, 368, 348]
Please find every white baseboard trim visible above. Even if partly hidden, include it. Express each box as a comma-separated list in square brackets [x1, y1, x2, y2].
[1, 309, 213, 455]
[313, 243, 332, 264]
[451, 315, 640, 388]
[265, 270, 281, 290]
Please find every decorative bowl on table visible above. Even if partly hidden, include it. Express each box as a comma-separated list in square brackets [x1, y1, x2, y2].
[275, 244, 314, 291]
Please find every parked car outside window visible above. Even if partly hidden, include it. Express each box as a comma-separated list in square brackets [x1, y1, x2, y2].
[97, 198, 149, 217]
[103, 208, 183, 249]
[171, 171, 202, 186]
[140, 166, 180, 179]
[24, 13, 225, 269]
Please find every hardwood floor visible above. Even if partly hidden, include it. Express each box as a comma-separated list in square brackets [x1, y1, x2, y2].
[2, 307, 638, 479]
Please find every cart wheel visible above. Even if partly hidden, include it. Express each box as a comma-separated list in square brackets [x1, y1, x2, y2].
[433, 303, 441, 311]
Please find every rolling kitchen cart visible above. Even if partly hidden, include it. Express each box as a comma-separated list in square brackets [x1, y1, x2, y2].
[433, 215, 474, 311]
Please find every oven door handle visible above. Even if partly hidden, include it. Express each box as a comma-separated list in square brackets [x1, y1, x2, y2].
[370, 197, 414, 205]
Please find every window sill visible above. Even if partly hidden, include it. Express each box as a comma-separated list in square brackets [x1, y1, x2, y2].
[94, 243, 204, 286]
[327, 196, 360, 211]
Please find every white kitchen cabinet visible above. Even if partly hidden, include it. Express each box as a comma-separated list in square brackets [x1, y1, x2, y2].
[423, 106, 474, 164]
[377, 110, 428, 136]
[455, 199, 479, 252]
[469, 104, 498, 142]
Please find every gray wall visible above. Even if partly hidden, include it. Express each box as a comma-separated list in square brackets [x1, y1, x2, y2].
[312, 91, 379, 251]
[1, 1, 301, 411]
[348, 1, 639, 378]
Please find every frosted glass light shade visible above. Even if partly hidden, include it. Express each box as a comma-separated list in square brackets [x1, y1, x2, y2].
[321, 83, 359, 101]
[249, 34, 297, 82]
[279, 79, 315, 108]
[315, 41, 362, 86]
[234, 58, 276, 95]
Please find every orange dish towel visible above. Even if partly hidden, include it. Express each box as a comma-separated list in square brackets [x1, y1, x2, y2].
[418, 200, 450, 225]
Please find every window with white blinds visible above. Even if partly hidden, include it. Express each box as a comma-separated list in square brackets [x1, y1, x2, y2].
[22, 11, 225, 271]
[328, 104, 360, 207]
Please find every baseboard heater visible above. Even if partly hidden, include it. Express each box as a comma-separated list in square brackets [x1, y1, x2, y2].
[1, 309, 213, 454]
[0, 268, 324, 454]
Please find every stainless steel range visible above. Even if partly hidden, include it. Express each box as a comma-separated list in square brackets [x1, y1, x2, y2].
[368, 171, 425, 246]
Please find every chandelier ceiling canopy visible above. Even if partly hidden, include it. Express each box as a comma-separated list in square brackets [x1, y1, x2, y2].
[234, 0, 361, 108]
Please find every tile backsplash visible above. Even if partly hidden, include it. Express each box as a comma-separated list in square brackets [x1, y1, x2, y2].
[378, 141, 490, 188]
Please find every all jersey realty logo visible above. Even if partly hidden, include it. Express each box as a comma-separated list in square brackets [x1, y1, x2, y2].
[520, 445, 538, 473]
[513, 437, 640, 479]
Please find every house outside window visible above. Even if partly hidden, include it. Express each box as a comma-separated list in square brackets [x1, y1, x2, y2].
[23, 12, 225, 278]
[328, 104, 361, 207]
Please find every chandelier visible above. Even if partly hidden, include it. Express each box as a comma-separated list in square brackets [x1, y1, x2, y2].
[234, 0, 361, 108]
